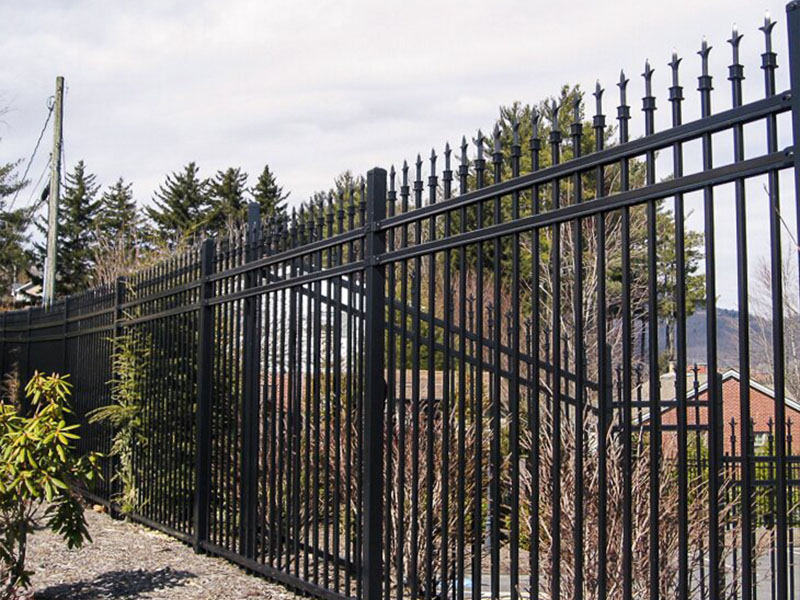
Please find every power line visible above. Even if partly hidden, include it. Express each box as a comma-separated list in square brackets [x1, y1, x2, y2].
[7, 98, 54, 212]
[25, 157, 52, 212]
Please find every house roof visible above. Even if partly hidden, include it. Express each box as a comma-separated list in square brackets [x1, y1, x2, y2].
[12, 281, 42, 296]
[636, 369, 800, 424]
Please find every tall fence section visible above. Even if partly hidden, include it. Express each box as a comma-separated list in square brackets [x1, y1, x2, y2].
[4, 6, 800, 600]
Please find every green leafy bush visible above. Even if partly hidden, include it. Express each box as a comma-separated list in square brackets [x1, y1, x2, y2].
[0, 372, 100, 599]
[88, 329, 147, 514]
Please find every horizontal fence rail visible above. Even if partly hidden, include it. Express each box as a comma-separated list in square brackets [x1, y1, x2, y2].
[3, 6, 800, 600]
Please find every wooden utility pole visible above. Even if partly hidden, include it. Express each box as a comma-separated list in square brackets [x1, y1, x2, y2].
[43, 76, 64, 305]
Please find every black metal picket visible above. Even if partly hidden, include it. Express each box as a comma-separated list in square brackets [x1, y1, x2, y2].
[3, 6, 800, 600]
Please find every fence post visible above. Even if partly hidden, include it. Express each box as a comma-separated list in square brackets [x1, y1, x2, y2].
[22, 309, 31, 397]
[62, 297, 69, 375]
[784, 9, 800, 596]
[362, 167, 387, 600]
[111, 280, 126, 393]
[240, 203, 261, 560]
[0, 311, 5, 379]
[194, 238, 215, 553]
[112, 278, 126, 383]
[108, 278, 126, 508]
[710, 370, 725, 594]
[114, 277, 126, 334]
[788, 2, 800, 274]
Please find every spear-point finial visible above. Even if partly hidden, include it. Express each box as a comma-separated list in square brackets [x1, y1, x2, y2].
[729, 23, 742, 47]
[643, 59, 654, 96]
[444, 141, 451, 162]
[618, 70, 629, 103]
[327, 191, 334, 208]
[493, 124, 502, 153]
[728, 23, 742, 65]
[476, 129, 484, 159]
[669, 50, 682, 87]
[512, 117, 520, 146]
[460, 135, 468, 165]
[415, 153, 423, 178]
[594, 80, 604, 114]
[760, 10, 776, 53]
[531, 107, 540, 138]
[430, 148, 437, 173]
[549, 99, 560, 131]
[389, 164, 396, 186]
[698, 36, 712, 76]
[728, 24, 744, 78]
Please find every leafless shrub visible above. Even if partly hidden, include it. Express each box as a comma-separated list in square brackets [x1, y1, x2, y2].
[523, 397, 770, 599]
[0, 364, 19, 409]
[91, 233, 200, 287]
[752, 250, 800, 402]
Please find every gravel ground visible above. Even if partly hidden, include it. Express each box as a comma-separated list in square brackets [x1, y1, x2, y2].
[26, 506, 299, 599]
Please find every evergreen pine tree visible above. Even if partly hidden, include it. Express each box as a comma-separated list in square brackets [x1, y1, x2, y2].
[251, 164, 289, 220]
[99, 177, 139, 239]
[0, 159, 27, 198]
[40, 161, 102, 296]
[0, 158, 29, 302]
[206, 167, 248, 233]
[146, 162, 208, 242]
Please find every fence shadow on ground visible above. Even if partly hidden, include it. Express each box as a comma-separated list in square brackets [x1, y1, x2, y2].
[33, 567, 195, 599]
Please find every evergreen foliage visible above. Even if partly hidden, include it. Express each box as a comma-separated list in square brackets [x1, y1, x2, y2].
[88, 323, 148, 515]
[98, 177, 139, 240]
[32, 161, 102, 296]
[251, 164, 289, 220]
[206, 167, 248, 233]
[145, 162, 208, 242]
[0, 159, 29, 304]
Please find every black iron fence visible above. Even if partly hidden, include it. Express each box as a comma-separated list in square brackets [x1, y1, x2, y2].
[3, 5, 800, 600]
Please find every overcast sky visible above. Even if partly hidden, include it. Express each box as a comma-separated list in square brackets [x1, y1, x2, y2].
[0, 0, 796, 309]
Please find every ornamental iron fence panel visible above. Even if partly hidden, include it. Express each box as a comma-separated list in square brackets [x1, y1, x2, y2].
[4, 5, 800, 599]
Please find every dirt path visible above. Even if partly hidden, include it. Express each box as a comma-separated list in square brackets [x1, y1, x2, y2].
[26, 506, 298, 599]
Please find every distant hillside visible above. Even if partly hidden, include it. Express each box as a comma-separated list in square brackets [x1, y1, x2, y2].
[656, 308, 772, 370]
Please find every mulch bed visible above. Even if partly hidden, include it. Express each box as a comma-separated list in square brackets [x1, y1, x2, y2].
[26, 506, 299, 599]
